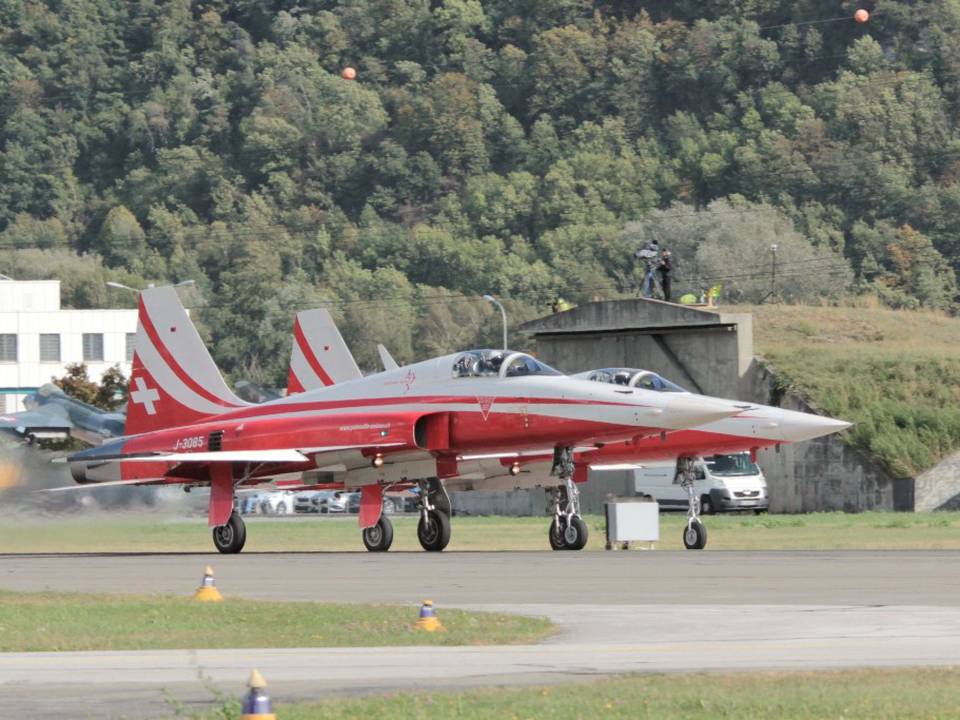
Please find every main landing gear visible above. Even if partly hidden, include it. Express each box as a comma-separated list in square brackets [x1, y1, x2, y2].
[677, 456, 707, 550]
[548, 447, 588, 551]
[417, 478, 452, 552]
[363, 515, 394, 552]
[213, 512, 247, 554]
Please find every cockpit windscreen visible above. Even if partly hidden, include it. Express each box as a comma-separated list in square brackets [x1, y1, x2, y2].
[453, 350, 561, 379]
[587, 368, 687, 392]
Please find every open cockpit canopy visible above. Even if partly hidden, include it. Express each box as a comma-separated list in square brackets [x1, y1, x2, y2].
[586, 368, 687, 392]
[452, 350, 562, 379]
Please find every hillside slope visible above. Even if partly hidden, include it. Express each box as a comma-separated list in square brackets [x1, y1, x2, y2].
[731, 304, 960, 477]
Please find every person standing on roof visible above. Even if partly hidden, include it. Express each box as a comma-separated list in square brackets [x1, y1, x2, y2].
[658, 249, 673, 302]
[635, 238, 659, 297]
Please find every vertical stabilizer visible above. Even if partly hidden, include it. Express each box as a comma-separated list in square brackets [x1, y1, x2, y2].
[287, 309, 362, 393]
[377, 344, 399, 371]
[125, 287, 249, 435]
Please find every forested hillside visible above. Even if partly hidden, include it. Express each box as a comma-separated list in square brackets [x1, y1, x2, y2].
[2, 1, 959, 382]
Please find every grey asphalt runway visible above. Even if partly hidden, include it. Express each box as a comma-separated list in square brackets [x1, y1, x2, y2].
[3, 550, 960, 718]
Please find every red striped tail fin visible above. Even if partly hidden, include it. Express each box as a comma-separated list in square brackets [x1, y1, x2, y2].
[286, 309, 362, 394]
[125, 287, 249, 435]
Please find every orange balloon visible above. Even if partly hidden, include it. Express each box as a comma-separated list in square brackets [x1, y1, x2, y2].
[854, 8, 869, 23]
[342, 66, 357, 80]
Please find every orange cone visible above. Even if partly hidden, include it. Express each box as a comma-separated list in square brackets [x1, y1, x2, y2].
[414, 599, 444, 632]
[241, 669, 276, 720]
[193, 565, 224, 602]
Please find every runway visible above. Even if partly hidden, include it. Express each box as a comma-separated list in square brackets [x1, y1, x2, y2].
[3, 550, 960, 718]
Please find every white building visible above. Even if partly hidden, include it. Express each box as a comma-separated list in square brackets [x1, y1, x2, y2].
[0, 279, 138, 413]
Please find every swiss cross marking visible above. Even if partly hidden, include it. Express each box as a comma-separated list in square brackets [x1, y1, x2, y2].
[131, 376, 160, 415]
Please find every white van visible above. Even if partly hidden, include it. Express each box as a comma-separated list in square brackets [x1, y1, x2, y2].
[632, 453, 768, 514]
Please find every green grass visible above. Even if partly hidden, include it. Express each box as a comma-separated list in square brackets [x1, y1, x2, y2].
[194, 668, 960, 719]
[732, 303, 960, 477]
[7, 511, 960, 552]
[0, 590, 553, 652]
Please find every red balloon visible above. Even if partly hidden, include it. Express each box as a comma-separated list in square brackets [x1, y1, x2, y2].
[342, 67, 357, 80]
[854, 8, 869, 23]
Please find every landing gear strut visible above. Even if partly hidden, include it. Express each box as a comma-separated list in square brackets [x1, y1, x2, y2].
[677, 456, 707, 550]
[212, 512, 246, 554]
[548, 447, 588, 551]
[417, 478, 452, 552]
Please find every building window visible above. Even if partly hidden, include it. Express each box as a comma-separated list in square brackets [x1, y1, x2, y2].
[125, 333, 136, 362]
[39, 333, 61, 362]
[0, 334, 17, 362]
[82, 333, 104, 362]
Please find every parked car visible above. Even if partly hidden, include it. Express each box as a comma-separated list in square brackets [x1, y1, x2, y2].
[294, 492, 322, 514]
[324, 491, 350, 513]
[630, 452, 768, 514]
[345, 492, 397, 514]
[259, 491, 292, 515]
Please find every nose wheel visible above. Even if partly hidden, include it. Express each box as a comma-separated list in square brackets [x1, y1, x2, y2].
[416, 478, 453, 552]
[548, 447, 588, 551]
[677, 456, 708, 550]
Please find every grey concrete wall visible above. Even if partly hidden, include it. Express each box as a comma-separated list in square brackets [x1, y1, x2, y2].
[914, 451, 960, 511]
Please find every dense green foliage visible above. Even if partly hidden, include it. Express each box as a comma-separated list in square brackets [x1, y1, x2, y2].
[2, 1, 960, 382]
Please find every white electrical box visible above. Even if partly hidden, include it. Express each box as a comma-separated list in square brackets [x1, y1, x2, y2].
[605, 500, 660, 543]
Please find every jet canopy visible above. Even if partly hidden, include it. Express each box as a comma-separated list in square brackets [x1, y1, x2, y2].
[586, 368, 688, 392]
[452, 350, 561, 379]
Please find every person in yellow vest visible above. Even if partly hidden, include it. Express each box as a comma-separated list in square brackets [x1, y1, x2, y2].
[551, 297, 572, 313]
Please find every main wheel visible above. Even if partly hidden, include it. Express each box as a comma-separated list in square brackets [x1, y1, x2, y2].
[362, 516, 394, 552]
[565, 516, 589, 550]
[549, 517, 567, 550]
[417, 509, 451, 552]
[683, 519, 708, 550]
[212, 512, 247, 554]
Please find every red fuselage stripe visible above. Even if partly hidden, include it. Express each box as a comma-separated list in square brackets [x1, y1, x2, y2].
[293, 319, 335, 387]
[138, 297, 239, 409]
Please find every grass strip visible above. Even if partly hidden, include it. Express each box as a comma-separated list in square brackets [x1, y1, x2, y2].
[0, 590, 553, 652]
[202, 667, 960, 719]
[5, 511, 960, 553]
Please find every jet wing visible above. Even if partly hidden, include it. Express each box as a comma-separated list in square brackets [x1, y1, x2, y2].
[0, 405, 72, 439]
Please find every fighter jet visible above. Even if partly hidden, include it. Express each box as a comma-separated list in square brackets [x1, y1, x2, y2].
[306, 326, 850, 550]
[0, 384, 126, 446]
[58, 287, 742, 554]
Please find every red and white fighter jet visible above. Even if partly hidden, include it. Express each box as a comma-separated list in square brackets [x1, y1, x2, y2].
[64, 288, 742, 553]
[290, 327, 851, 550]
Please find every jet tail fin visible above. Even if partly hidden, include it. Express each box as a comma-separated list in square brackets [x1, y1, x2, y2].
[377, 344, 399, 371]
[125, 287, 249, 435]
[287, 309, 362, 394]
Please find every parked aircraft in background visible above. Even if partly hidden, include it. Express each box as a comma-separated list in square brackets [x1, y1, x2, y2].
[0, 385, 125, 446]
[58, 287, 741, 554]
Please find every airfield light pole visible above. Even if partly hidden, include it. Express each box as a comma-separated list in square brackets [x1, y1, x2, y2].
[483, 294, 508, 350]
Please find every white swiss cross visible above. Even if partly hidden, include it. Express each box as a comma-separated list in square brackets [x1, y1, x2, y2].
[130, 376, 160, 416]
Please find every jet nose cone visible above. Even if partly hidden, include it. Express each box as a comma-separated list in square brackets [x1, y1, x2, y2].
[660, 394, 743, 429]
[777, 411, 853, 442]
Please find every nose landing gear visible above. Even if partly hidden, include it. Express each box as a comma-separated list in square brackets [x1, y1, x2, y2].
[417, 477, 452, 552]
[547, 447, 588, 551]
[677, 456, 707, 550]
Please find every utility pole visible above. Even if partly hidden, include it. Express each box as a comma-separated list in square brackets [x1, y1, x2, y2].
[759, 243, 781, 304]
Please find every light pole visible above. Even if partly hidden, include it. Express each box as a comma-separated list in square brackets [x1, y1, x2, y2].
[482, 294, 508, 350]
